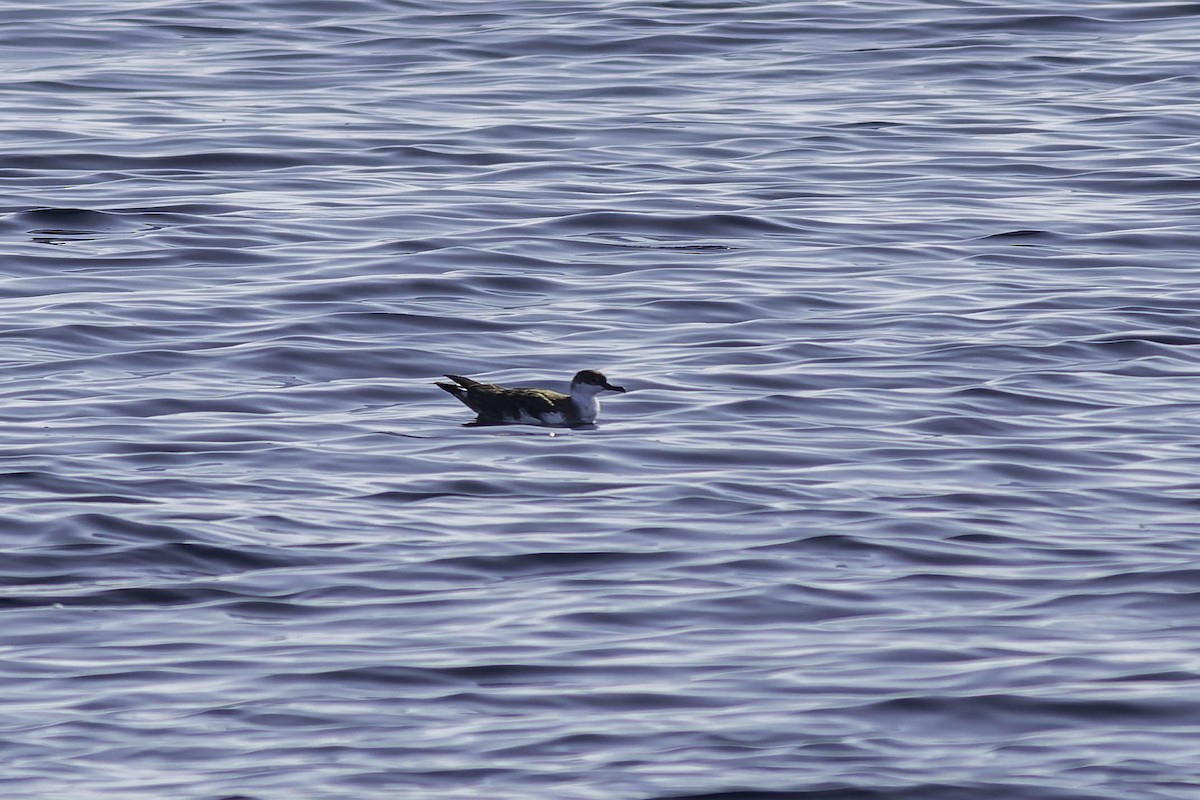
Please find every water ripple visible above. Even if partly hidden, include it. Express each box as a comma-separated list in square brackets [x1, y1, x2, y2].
[3, 0, 1200, 798]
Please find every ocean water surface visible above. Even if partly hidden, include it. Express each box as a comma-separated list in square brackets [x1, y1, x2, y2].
[2, 1, 1200, 798]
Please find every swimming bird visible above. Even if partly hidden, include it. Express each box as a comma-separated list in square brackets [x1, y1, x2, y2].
[436, 369, 627, 426]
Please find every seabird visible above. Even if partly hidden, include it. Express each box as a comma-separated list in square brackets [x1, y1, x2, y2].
[437, 369, 627, 426]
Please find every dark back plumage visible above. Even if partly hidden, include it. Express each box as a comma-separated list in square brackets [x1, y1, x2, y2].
[436, 374, 578, 424]
[437, 371, 625, 426]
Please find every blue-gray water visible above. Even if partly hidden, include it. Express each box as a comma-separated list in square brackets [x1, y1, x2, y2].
[3, 1, 1200, 798]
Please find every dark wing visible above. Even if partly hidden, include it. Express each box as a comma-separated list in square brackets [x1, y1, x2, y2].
[472, 386, 566, 421]
[436, 375, 571, 421]
[436, 382, 467, 401]
[438, 374, 499, 407]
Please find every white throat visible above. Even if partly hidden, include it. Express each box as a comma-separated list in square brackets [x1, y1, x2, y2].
[570, 383, 603, 423]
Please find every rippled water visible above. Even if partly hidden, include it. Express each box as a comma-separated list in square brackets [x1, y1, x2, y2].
[3, 1, 1200, 798]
